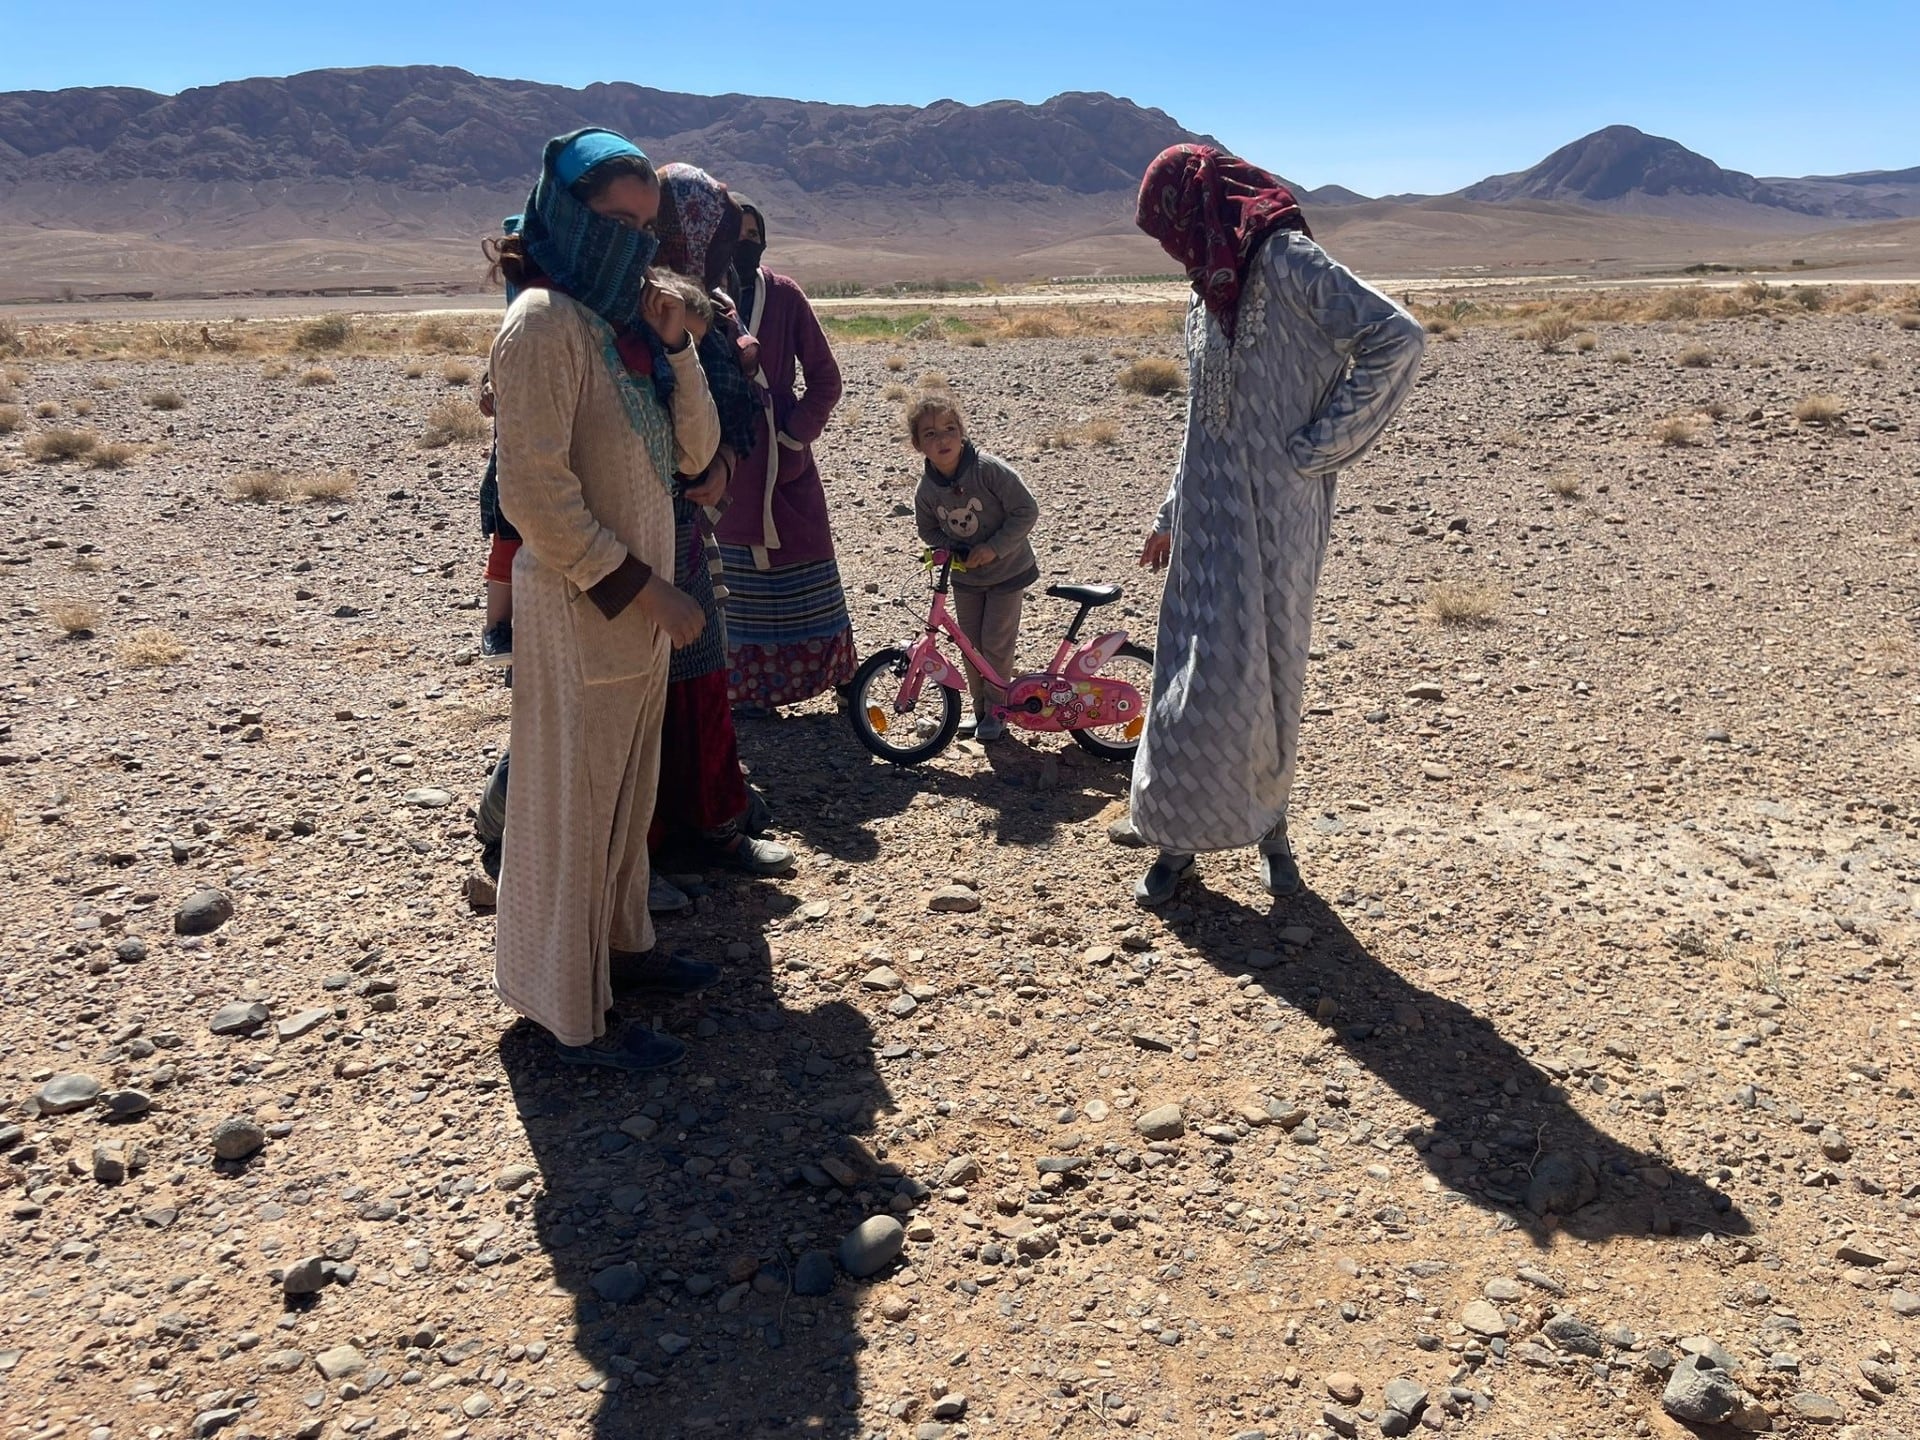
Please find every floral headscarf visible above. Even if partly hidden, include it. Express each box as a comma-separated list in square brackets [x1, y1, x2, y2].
[1135, 144, 1310, 344]
[656, 163, 743, 291]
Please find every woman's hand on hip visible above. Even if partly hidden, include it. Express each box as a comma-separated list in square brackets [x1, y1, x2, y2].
[637, 577, 706, 648]
[1139, 531, 1170, 572]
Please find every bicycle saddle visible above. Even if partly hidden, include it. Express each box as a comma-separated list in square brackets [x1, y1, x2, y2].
[1047, 582, 1121, 607]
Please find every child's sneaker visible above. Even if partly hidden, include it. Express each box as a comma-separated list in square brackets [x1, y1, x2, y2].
[480, 620, 513, 665]
[975, 714, 1007, 742]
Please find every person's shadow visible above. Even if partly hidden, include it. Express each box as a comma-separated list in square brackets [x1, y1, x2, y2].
[1160, 882, 1749, 1244]
[499, 930, 896, 1440]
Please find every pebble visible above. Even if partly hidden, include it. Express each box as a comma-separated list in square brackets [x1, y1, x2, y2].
[861, 965, 903, 991]
[932, 1395, 969, 1420]
[1405, 684, 1445, 701]
[927, 885, 980, 913]
[402, 786, 453, 808]
[211, 1115, 266, 1161]
[102, 1088, 152, 1119]
[793, 1250, 836, 1296]
[496, 1163, 537, 1190]
[1661, 1354, 1764, 1429]
[1483, 1278, 1522, 1302]
[1384, 1378, 1429, 1417]
[461, 1393, 493, 1418]
[174, 886, 234, 935]
[115, 936, 148, 964]
[282, 1255, 328, 1296]
[1134, 1103, 1185, 1140]
[1525, 1151, 1597, 1216]
[1888, 1289, 1919, 1317]
[1788, 1392, 1844, 1423]
[1543, 1314, 1603, 1357]
[210, 1000, 270, 1035]
[839, 1215, 906, 1277]
[36, 1072, 102, 1114]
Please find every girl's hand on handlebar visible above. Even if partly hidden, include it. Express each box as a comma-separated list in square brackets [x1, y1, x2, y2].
[1139, 531, 1170, 572]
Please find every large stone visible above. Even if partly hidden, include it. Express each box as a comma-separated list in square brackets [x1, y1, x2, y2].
[210, 1001, 270, 1035]
[36, 1073, 102, 1114]
[927, 885, 980, 913]
[838, 1216, 906, 1277]
[1461, 1300, 1508, 1337]
[1135, 1104, 1186, 1141]
[1383, 1378, 1429, 1418]
[282, 1256, 328, 1297]
[211, 1116, 266, 1161]
[1525, 1151, 1598, 1217]
[174, 887, 234, 935]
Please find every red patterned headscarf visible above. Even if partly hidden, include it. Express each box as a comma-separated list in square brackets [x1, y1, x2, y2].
[1135, 144, 1311, 343]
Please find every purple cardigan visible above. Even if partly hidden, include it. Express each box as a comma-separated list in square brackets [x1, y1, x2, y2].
[714, 269, 844, 568]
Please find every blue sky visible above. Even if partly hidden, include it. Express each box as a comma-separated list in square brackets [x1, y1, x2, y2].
[1, 0, 1913, 195]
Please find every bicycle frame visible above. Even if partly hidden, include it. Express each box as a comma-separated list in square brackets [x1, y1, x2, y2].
[890, 552, 1143, 734]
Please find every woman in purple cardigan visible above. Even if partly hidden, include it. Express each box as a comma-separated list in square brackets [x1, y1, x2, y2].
[714, 200, 856, 712]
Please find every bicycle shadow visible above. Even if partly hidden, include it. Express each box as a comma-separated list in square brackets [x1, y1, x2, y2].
[737, 706, 1133, 857]
[498, 932, 897, 1440]
[1158, 879, 1749, 1245]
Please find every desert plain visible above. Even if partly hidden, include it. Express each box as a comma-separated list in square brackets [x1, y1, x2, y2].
[0, 281, 1917, 1440]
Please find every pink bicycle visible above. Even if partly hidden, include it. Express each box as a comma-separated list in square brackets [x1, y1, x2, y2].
[848, 548, 1154, 766]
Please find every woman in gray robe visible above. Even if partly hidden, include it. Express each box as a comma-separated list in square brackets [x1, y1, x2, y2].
[1128, 144, 1424, 906]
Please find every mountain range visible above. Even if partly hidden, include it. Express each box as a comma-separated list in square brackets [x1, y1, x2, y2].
[0, 67, 1915, 301]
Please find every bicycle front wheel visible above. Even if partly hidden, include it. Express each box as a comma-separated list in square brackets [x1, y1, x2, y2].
[1069, 641, 1154, 762]
[846, 647, 962, 765]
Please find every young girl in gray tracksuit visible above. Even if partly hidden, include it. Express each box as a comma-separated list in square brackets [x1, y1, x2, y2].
[909, 392, 1040, 741]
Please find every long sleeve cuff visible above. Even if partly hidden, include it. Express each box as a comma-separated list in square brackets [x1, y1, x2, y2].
[587, 553, 654, 620]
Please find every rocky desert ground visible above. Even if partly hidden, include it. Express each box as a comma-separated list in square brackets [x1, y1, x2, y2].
[0, 288, 1916, 1440]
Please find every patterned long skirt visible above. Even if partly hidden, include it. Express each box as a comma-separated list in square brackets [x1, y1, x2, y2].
[716, 546, 858, 708]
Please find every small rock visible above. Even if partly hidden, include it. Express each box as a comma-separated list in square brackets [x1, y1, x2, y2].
[1819, 1126, 1852, 1162]
[927, 885, 980, 913]
[1107, 816, 1146, 848]
[210, 1000, 270, 1035]
[1788, 1393, 1843, 1424]
[1543, 1314, 1603, 1357]
[1324, 1372, 1363, 1404]
[211, 1116, 266, 1162]
[282, 1255, 328, 1297]
[1681, 1336, 1743, 1373]
[92, 1145, 128, 1184]
[314, 1345, 365, 1380]
[115, 937, 148, 964]
[1405, 684, 1445, 701]
[1525, 1151, 1598, 1217]
[1662, 1354, 1767, 1431]
[1384, 1378, 1429, 1418]
[1135, 1103, 1185, 1141]
[1461, 1300, 1508, 1337]
[590, 1263, 644, 1304]
[193, 1409, 242, 1438]
[793, 1250, 835, 1296]
[174, 887, 234, 935]
[461, 1393, 493, 1418]
[277, 1009, 330, 1042]
[102, 1089, 152, 1120]
[932, 1395, 969, 1420]
[839, 1216, 906, 1277]
[402, 787, 453, 808]
[1888, 1289, 1920, 1317]
[496, 1164, 537, 1190]
[36, 1073, 102, 1114]
[861, 966, 903, 991]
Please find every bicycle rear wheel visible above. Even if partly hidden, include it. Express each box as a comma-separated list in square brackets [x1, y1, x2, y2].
[1069, 641, 1154, 762]
[846, 647, 962, 765]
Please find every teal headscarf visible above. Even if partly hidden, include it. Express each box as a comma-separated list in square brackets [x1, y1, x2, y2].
[519, 129, 658, 327]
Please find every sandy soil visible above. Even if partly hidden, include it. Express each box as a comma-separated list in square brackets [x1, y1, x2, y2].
[0, 308, 1916, 1440]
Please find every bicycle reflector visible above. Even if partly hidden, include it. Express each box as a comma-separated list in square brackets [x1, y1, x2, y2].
[867, 706, 890, 734]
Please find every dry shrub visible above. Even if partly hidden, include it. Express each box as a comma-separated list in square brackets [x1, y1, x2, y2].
[959, 334, 989, 348]
[1003, 314, 1060, 339]
[47, 600, 99, 636]
[261, 359, 290, 379]
[90, 374, 120, 391]
[71, 398, 94, 417]
[884, 354, 907, 372]
[1677, 345, 1714, 369]
[412, 315, 478, 353]
[1423, 315, 1455, 338]
[231, 469, 291, 502]
[299, 367, 336, 387]
[144, 389, 184, 410]
[1700, 399, 1731, 420]
[1084, 418, 1120, 446]
[1654, 416, 1703, 447]
[883, 383, 909, 402]
[0, 317, 20, 358]
[918, 370, 948, 390]
[295, 314, 354, 350]
[1896, 312, 1920, 331]
[1548, 473, 1582, 499]
[403, 360, 427, 380]
[1426, 580, 1503, 626]
[27, 427, 98, 462]
[1573, 333, 1598, 353]
[35, 401, 60, 418]
[69, 554, 104, 574]
[1117, 357, 1184, 396]
[442, 359, 477, 386]
[89, 441, 137, 470]
[419, 397, 489, 448]
[118, 627, 185, 668]
[1794, 393, 1845, 428]
[0, 405, 22, 434]
[293, 469, 356, 501]
[1607, 350, 1633, 366]
[1529, 313, 1577, 352]
[1863, 352, 1887, 371]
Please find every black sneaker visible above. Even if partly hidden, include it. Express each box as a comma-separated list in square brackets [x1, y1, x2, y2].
[480, 620, 513, 666]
